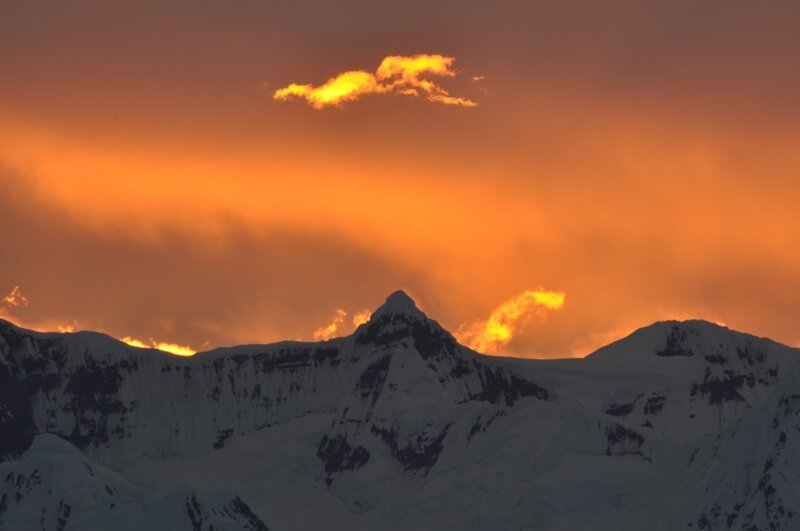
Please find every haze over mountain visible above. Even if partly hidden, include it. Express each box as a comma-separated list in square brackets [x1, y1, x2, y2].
[4, 2, 800, 361]
[1, 290, 798, 530]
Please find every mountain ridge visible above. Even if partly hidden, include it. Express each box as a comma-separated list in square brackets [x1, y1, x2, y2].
[1, 291, 799, 530]
[2, 294, 787, 363]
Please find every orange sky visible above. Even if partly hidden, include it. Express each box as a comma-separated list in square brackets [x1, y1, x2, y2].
[1, 1, 800, 357]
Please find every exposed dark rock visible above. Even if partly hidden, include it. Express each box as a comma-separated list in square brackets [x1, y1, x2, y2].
[56, 499, 71, 531]
[467, 410, 506, 441]
[214, 429, 234, 450]
[606, 398, 639, 417]
[64, 359, 122, 407]
[356, 355, 392, 405]
[356, 313, 460, 364]
[370, 423, 452, 472]
[0, 362, 36, 459]
[737, 346, 766, 367]
[704, 354, 728, 365]
[604, 423, 645, 456]
[313, 347, 339, 362]
[221, 497, 270, 531]
[472, 367, 550, 405]
[317, 435, 371, 475]
[63, 359, 127, 448]
[655, 326, 694, 357]
[644, 395, 666, 415]
[186, 495, 203, 531]
[690, 368, 749, 405]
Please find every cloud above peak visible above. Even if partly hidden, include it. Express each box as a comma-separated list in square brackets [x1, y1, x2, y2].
[456, 289, 566, 355]
[273, 54, 478, 109]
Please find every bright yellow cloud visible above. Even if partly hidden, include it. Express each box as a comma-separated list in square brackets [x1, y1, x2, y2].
[352, 309, 372, 327]
[313, 308, 373, 339]
[151, 341, 197, 357]
[121, 336, 197, 356]
[121, 336, 149, 348]
[273, 54, 477, 109]
[273, 71, 378, 110]
[456, 289, 566, 354]
[313, 308, 347, 340]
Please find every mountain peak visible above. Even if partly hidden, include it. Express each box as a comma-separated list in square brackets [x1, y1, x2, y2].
[371, 290, 426, 320]
[583, 318, 793, 372]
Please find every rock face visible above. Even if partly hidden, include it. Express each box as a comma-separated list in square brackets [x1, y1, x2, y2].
[1, 291, 799, 530]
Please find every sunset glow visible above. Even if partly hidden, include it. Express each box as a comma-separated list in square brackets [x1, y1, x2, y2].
[4, 5, 800, 529]
[2, 286, 28, 308]
[121, 336, 197, 357]
[2, 2, 800, 358]
[313, 309, 348, 341]
[273, 54, 477, 108]
[352, 310, 372, 328]
[456, 290, 566, 354]
[312, 308, 372, 340]
[274, 71, 378, 109]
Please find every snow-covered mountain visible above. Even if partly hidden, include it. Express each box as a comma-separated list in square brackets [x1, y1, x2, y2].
[1, 290, 798, 530]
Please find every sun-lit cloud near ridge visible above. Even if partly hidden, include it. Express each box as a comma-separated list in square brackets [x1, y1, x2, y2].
[2, 285, 193, 355]
[0, 286, 84, 336]
[1, 286, 30, 323]
[273, 54, 478, 109]
[352, 309, 372, 328]
[312, 308, 347, 340]
[121, 336, 197, 356]
[456, 290, 566, 354]
[3, 286, 28, 307]
[313, 308, 373, 340]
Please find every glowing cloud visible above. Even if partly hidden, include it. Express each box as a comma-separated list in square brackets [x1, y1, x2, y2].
[273, 54, 477, 109]
[151, 341, 197, 357]
[274, 71, 378, 109]
[352, 309, 372, 327]
[313, 309, 347, 340]
[121, 337, 149, 349]
[312, 308, 373, 340]
[2, 286, 28, 307]
[0, 285, 83, 334]
[456, 289, 566, 354]
[121, 336, 197, 356]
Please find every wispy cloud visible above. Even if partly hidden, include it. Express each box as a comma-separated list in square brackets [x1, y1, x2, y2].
[1, 285, 194, 355]
[352, 309, 372, 327]
[455, 289, 566, 354]
[120, 336, 197, 356]
[313, 307, 373, 340]
[2, 285, 28, 307]
[313, 308, 348, 340]
[273, 54, 478, 109]
[0, 284, 80, 334]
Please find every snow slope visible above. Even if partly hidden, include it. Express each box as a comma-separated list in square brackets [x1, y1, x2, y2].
[0, 433, 270, 531]
[1, 290, 798, 530]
